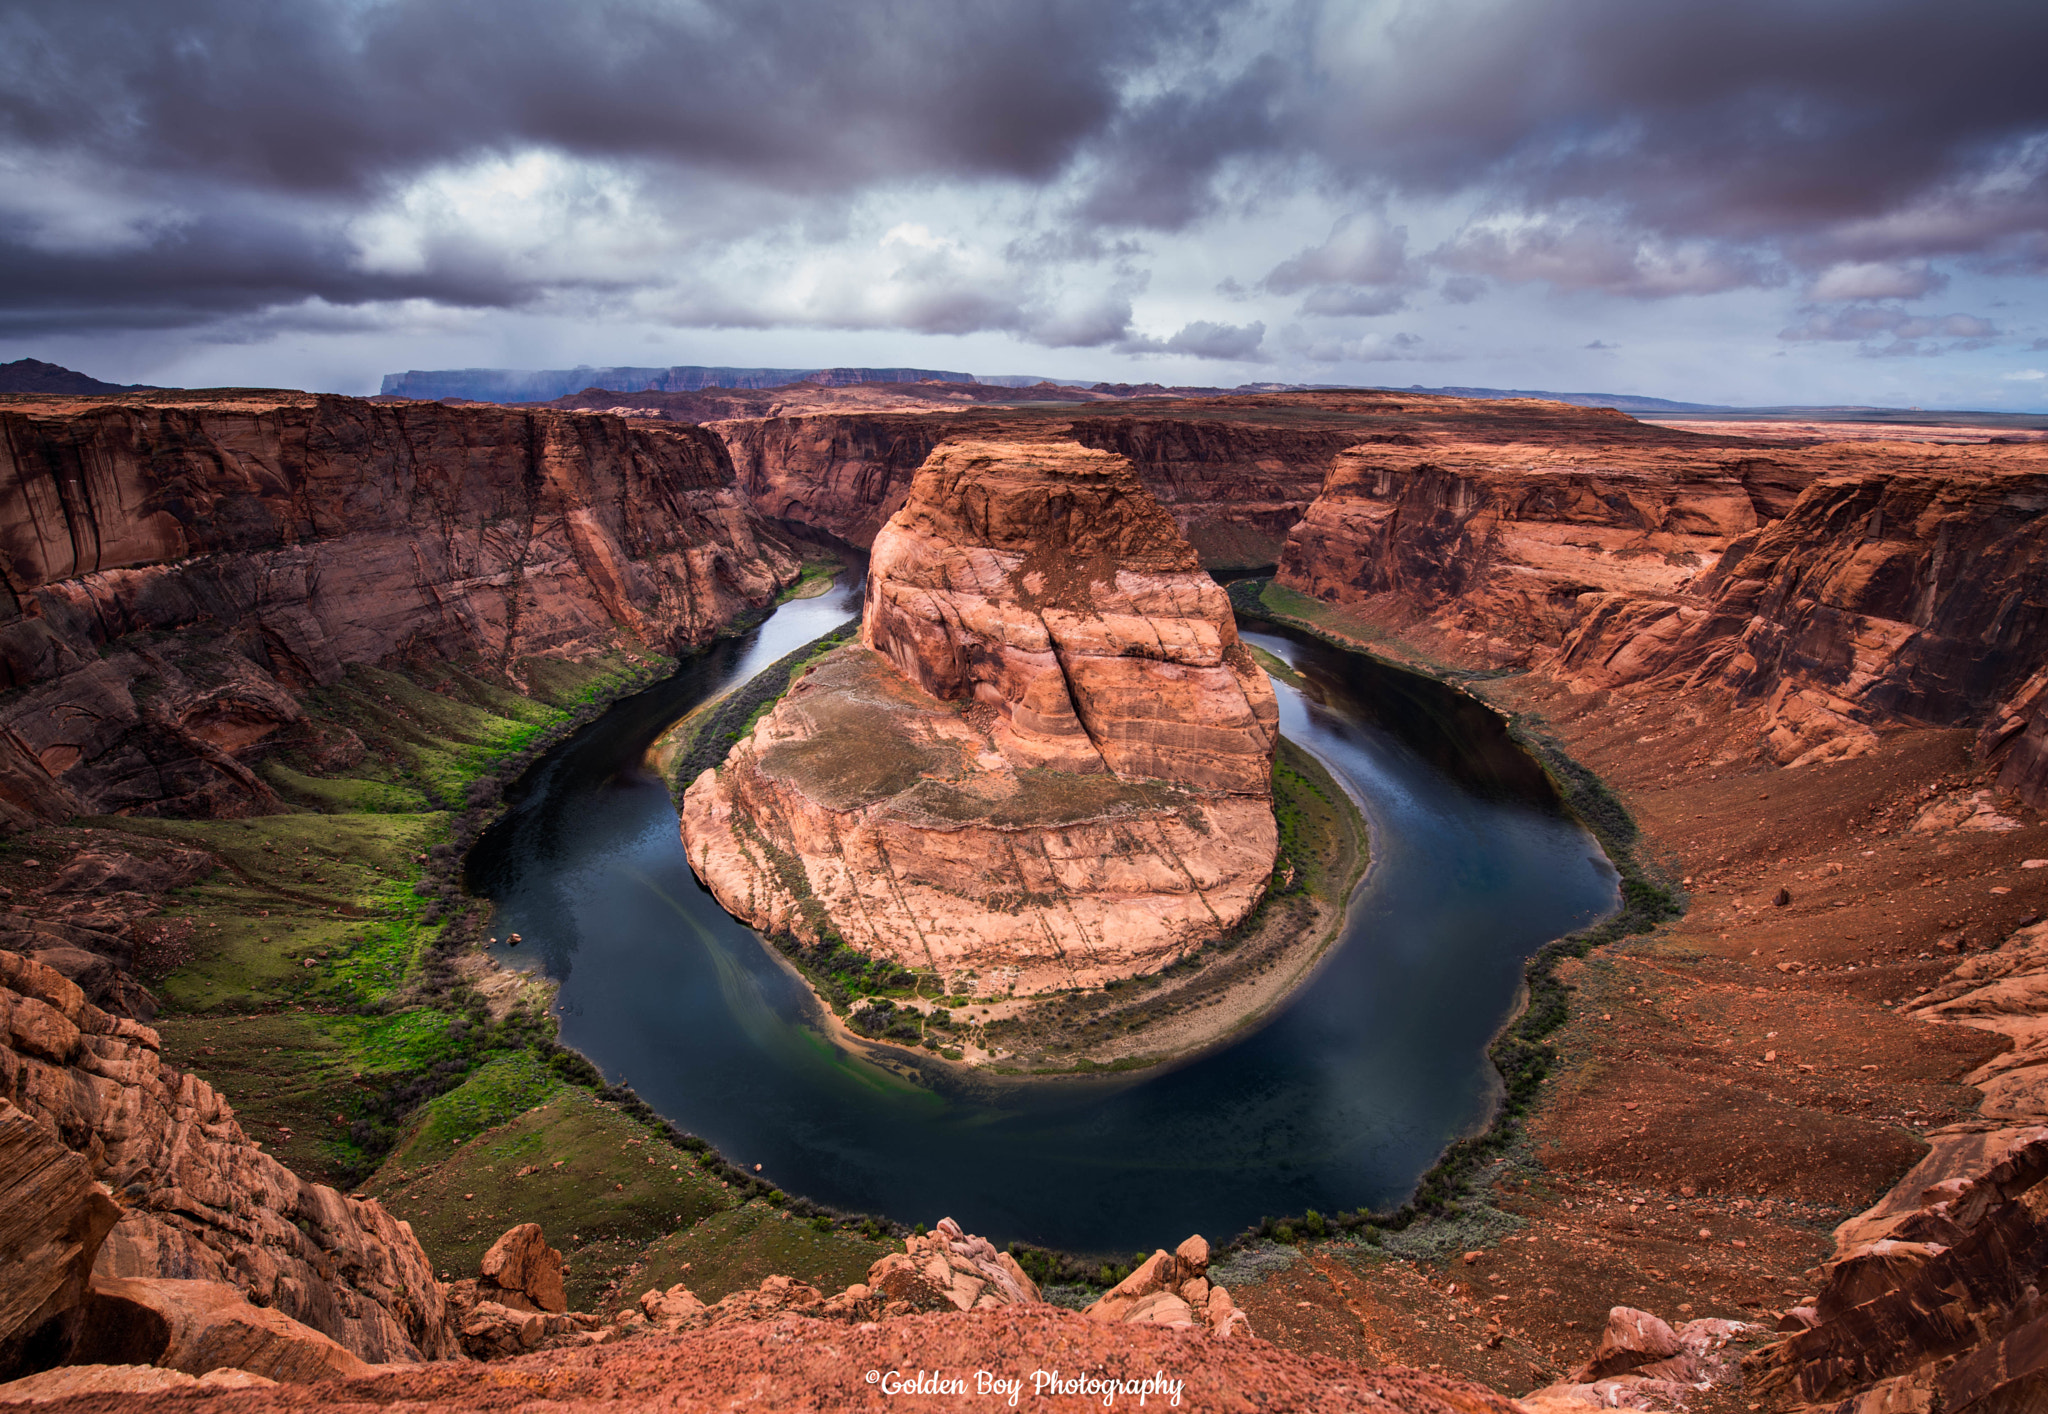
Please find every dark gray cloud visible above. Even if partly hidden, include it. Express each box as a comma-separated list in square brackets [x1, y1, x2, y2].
[3, 0, 2046, 347]
[1298, 0, 2048, 268]
[0, 0, 1174, 196]
[1779, 303, 2000, 357]
[1431, 218, 1780, 298]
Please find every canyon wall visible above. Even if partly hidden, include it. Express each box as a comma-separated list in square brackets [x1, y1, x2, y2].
[0, 394, 800, 822]
[682, 439, 1279, 996]
[713, 409, 1352, 569]
[1275, 415, 2048, 797]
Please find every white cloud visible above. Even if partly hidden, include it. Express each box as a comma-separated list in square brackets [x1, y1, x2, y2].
[1433, 217, 1777, 298]
[1807, 260, 1947, 302]
[1262, 214, 1411, 293]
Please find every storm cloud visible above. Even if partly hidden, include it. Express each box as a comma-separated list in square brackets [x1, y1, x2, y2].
[3, 0, 2045, 395]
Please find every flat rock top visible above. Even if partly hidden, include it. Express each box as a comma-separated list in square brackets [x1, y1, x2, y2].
[889, 438, 1200, 590]
[755, 645, 1194, 826]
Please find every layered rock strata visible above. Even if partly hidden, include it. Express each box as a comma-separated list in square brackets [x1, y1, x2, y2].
[715, 407, 1354, 568]
[0, 393, 799, 822]
[683, 439, 1279, 996]
[0, 948, 454, 1366]
[1277, 422, 2048, 796]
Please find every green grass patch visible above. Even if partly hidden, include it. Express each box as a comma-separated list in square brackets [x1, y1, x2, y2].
[366, 1094, 733, 1309]
[777, 560, 844, 603]
[1247, 642, 1307, 689]
[627, 1202, 893, 1305]
[377, 1052, 569, 1166]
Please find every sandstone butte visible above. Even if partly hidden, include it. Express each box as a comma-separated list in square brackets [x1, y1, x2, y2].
[682, 438, 1281, 997]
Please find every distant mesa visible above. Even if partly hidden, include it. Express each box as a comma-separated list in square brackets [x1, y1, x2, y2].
[379, 364, 982, 403]
[1390, 384, 1729, 413]
[0, 358, 162, 395]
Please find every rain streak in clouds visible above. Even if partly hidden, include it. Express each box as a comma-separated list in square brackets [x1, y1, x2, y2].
[4, 0, 2047, 403]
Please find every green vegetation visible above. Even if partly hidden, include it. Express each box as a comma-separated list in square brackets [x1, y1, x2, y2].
[366, 1093, 733, 1309]
[1246, 642, 1306, 689]
[116, 638, 913, 1306]
[776, 559, 844, 603]
[627, 1202, 894, 1305]
[666, 620, 859, 790]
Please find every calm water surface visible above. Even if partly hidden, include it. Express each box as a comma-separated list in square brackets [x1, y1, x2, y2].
[468, 576, 1616, 1252]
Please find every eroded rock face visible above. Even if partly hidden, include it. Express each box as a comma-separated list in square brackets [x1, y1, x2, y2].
[1730, 914, 2048, 1412]
[863, 440, 1278, 792]
[1554, 455, 2048, 773]
[715, 408, 1351, 569]
[1275, 416, 2048, 795]
[0, 949, 454, 1365]
[0, 1099, 120, 1379]
[70, 1277, 374, 1383]
[683, 440, 1278, 995]
[0, 394, 799, 822]
[1276, 410, 1814, 669]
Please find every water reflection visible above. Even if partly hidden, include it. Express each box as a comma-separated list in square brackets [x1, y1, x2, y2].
[465, 585, 1617, 1252]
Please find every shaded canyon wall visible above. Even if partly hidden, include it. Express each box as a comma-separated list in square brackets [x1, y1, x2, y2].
[0, 396, 801, 823]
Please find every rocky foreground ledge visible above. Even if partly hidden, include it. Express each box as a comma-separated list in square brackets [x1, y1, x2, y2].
[682, 438, 1280, 998]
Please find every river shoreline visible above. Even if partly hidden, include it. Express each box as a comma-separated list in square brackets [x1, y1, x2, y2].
[656, 606, 1375, 1081]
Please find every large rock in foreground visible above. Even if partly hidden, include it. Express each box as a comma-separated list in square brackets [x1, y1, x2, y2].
[683, 439, 1279, 996]
[0, 949, 454, 1365]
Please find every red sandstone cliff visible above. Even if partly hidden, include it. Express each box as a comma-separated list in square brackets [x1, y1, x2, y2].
[682, 439, 1279, 996]
[0, 394, 801, 822]
[1273, 409, 2048, 800]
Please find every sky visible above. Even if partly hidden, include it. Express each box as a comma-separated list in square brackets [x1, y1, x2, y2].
[4, 0, 2047, 408]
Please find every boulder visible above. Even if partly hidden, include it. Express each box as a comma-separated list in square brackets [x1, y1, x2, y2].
[478, 1223, 567, 1313]
[0, 1101, 121, 1379]
[638, 1284, 707, 1327]
[865, 1217, 1040, 1314]
[0, 1363, 276, 1402]
[68, 1277, 372, 1383]
[455, 1299, 593, 1360]
[1568, 1307, 1685, 1383]
[1081, 1235, 1249, 1338]
[1124, 1292, 1197, 1327]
